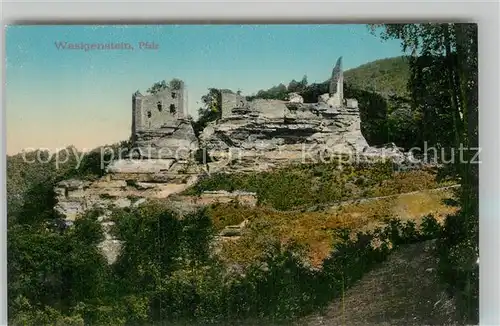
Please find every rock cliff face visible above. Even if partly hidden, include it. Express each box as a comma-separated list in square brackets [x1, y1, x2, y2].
[199, 95, 369, 173]
[54, 151, 204, 264]
[132, 118, 199, 160]
[53, 149, 260, 264]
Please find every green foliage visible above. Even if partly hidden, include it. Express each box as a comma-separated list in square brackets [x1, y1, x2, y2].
[344, 56, 411, 98]
[246, 83, 288, 101]
[8, 171, 446, 326]
[436, 210, 478, 323]
[169, 78, 184, 90]
[10, 297, 85, 326]
[7, 148, 73, 222]
[371, 23, 479, 323]
[192, 88, 223, 136]
[8, 212, 110, 316]
[286, 75, 308, 94]
[146, 78, 184, 94]
[147, 80, 167, 94]
[184, 161, 446, 210]
[345, 83, 392, 145]
[7, 141, 131, 225]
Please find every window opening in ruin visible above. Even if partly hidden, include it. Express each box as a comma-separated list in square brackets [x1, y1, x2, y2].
[157, 101, 163, 112]
[170, 104, 176, 114]
[171, 92, 176, 99]
[147, 111, 152, 118]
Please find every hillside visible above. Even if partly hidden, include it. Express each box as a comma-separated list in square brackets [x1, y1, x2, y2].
[300, 240, 460, 326]
[344, 56, 411, 99]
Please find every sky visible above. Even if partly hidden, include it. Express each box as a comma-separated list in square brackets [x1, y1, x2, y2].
[6, 24, 404, 155]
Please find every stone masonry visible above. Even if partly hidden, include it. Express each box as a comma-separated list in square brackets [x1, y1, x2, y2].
[131, 83, 198, 160]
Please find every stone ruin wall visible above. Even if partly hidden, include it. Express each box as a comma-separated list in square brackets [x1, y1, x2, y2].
[132, 85, 186, 135]
[130, 84, 198, 161]
[221, 91, 248, 119]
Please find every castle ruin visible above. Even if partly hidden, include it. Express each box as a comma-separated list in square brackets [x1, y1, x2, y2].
[200, 56, 369, 172]
[131, 83, 186, 136]
[54, 56, 416, 263]
[129, 82, 198, 161]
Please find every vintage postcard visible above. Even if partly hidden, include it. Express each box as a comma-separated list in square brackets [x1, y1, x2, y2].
[6, 24, 478, 325]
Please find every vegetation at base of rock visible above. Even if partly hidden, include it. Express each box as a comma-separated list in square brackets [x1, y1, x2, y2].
[7, 141, 131, 224]
[185, 161, 456, 210]
[8, 211, 108, 324]
[8, 196, 446, 325]
[191, 88, 223, 136]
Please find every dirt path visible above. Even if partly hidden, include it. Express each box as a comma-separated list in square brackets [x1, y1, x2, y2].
[299, 240, 461, 326]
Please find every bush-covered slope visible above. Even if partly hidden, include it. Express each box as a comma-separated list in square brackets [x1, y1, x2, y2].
[344, 56, 411, 99]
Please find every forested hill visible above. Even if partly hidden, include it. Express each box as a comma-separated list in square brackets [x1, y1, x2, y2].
[344, 56, 411, 99]
[243, 56, 411, 102]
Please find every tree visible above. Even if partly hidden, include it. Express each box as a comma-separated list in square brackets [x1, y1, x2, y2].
[169, 78, 184, 90]
[146, 80, 167, 95]
[298, 75, 308, 91]
[369, 23, 478, 323]
[287, 79, 300, 93]
[191, 88, 223, 136]
[147, 78, 184, 94]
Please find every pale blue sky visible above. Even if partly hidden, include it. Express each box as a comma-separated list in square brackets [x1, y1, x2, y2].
[6, 24, 403, 154]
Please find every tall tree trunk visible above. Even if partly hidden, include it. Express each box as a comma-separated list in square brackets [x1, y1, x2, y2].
[453, 23, 473, 195]
[443, 24, 464, 148]
[453, 22, 479, 322]
[443, 23, 466, 192]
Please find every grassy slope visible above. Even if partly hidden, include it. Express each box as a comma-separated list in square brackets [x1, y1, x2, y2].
[184, 162, 458, 267]
[212, 187, 457, 268]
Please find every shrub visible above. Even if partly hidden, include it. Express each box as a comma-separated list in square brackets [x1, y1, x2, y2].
[9, 198, 445, 325]
[436, 210, 479, 323]
[183, 161, 448, 210]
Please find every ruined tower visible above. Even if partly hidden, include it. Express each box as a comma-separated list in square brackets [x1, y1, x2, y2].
[132, 82, 186, 139]
[130, 81, 198, 160]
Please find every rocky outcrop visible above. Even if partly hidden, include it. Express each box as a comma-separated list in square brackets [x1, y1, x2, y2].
[361, 142, 421, 169]
[288, 92, 304, 103]
[54, 169, 256, 264]
[173, 190, 257, 207]
[54, 159, 204, 265]
[218, 219, 250, 238]
[132, 118, 199, 160]
[54, 166, 201, 223]
[199, 95, 370, 173]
